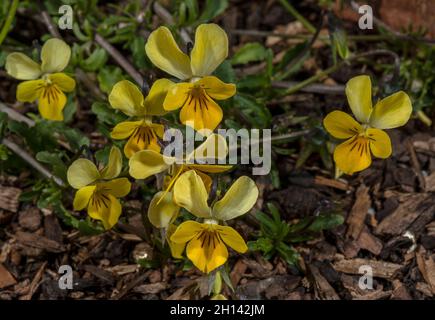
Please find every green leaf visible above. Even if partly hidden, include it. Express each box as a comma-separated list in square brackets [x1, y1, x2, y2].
[81, 48, 108, 72]
[307, 214, 344, 232]
[91, 102, 127, 126]
[213, 60, 236, 83]
[97, 66, 124, 93]
[231, 42, 268, 65]
[36, 151, 67, 182]
[233, 93, 271, 128]
[199, 0, 228, 22]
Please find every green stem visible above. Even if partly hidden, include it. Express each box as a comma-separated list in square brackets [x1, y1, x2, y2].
[0, 0, 19, 46]
[278, 0, 316, 33]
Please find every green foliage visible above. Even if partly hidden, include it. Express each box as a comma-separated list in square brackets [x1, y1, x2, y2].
[231, 43, 269, 65]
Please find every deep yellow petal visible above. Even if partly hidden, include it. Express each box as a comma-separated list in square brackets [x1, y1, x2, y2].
[88, 193, 122, 230]
[170, 220, 203, 244]
[73, 185, 96, 211]
[192, 170, 213, 193]
[16, 80, 45, 102]
[108, 80, 145, 116]
[145, 26, 192, 80]
[97, 178, 131, 198]
[212, 176, 258, 221]
[345, 75, 373, 123]
[40, 38, 71, 73]
[216, 225, 248, 253]
[38, 85, 67, 121]
[369, 91, 412, 129]
[190, 24, 228, 77]
[100, 146, 123, 179]
[6, 52, 41, 80]
[189, 164, 232, 174]
[123, 125, 161, 159]
[49, 73, 76, 92]
[167, 224, 186, 259]
[163, 82, 191, 111]
[333, 136, 372, 175]
[129, 150, 173, 179]
[144, 78, 174, 116]
[110, 120, 142, 140]
[67, 158, 100, 189]
[197, 76, 236, 100]
[173, 170, 211, 219]
[180, 92, 223, 131]
[186, 228, 228, 273]
[367, 128, 392, 159]
[323, 110, 362, 139]
[148, 191, 179, 228]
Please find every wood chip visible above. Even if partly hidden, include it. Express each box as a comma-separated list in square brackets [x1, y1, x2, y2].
[333, 258, 402, 279]
[0, 186, 21, 212]
[346, 184, 371, 240]
[0, 263, 16, 289]
[310, 264, 340, 300]
[415, 249, 435, 294]
[20, 261, 47, 300]
[18, 207, 41, 231]
[133, 282, 167, 294]
[230, 259, 247, 286]
[15, 231, 66, 253]
[314, 175, 349, 191]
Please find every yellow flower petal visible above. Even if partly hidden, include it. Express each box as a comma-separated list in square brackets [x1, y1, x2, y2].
[190, 24, 228, 77]
[163, 82, 191, 111]
[173, 170, 211, 219]
[40, 38, 71, 73]
[88, 192, 122, 230]
[148, 191, 179, 228]
[144, 78, 174, 116]
[186, 227, 228, 273]
[73, 185, 96, 210]
[212, 176, 258, 221]
[16, 80, 45, 102]
[38, 85, 67, 121]
[167, 224, 186, 259]
[323, 110, 362, 139]
[369, 91, 412, 129]
[145, 26, 192, 80]
[345, 75, 373, 123]
[98, 178, 131, 198]
[129, 150, 173, 179]
[188, 164, 232, 174]
[180, 91, 223, 131]
[49, 73, 76, 92]
[334, 136, 372, 175]
[111, 120, 142, 140]
[123, 125, 161, 159]
[193, 169, 213, 193]
[100, 146, 123, 179]
[367, 128, 392, 159]
[170, 220, 203, 244]
[216, 225, 248, 253]
[186, 133, 228, 163]
[109, 80, 145, 117]
[198, 76, 236, 100]
[67, 158, 100, 189]
[6, 52, 41, 80]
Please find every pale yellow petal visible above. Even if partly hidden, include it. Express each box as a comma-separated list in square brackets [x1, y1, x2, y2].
[212, 176, 258, 221]
[190, 24, 228, 77]
[323, 110, 362, 139]
[129, 150, 173, 179]
[197, 76, 236, 100]
[367, 128, 392, 159]
[186, 133, 228, 163]
[6, 52, 41, 80]
[173, 170, 211, 219]
[345, 75, 373, 123]
[144, 78, 174, 116]
[73, 185, 96, 210]
[98, 178, 131, 198]
[147, 191, 179, 228]
[108, 80, 145, 116]
[16, 80, 45, 102]
[100, 146, 122, 179]
[369, 91, 412, 129]
[38, 85, 67, 121]
[40, 38, 71, 73]
[145, 26, 192, 80]
[334, 136, 372, 175]
[49, 73, 76, 92]
[67, 158, 100, 189]
[216, 225, 248, 253]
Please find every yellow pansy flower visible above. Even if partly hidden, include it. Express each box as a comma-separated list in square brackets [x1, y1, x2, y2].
[5, 38, 75, 121]
[145, 24, 236, 132]
[170, 170, 259, 273]
[109, 79, 173, 158]
[131, 133, 232, 229]
[323, 75, 412, 175]
[67, 146, 131, 229]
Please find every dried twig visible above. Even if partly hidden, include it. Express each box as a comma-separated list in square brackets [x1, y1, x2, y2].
[41, 10, 61, 39]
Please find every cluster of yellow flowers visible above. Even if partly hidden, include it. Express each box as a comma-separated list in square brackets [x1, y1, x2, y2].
[5, 24, 412, 275]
